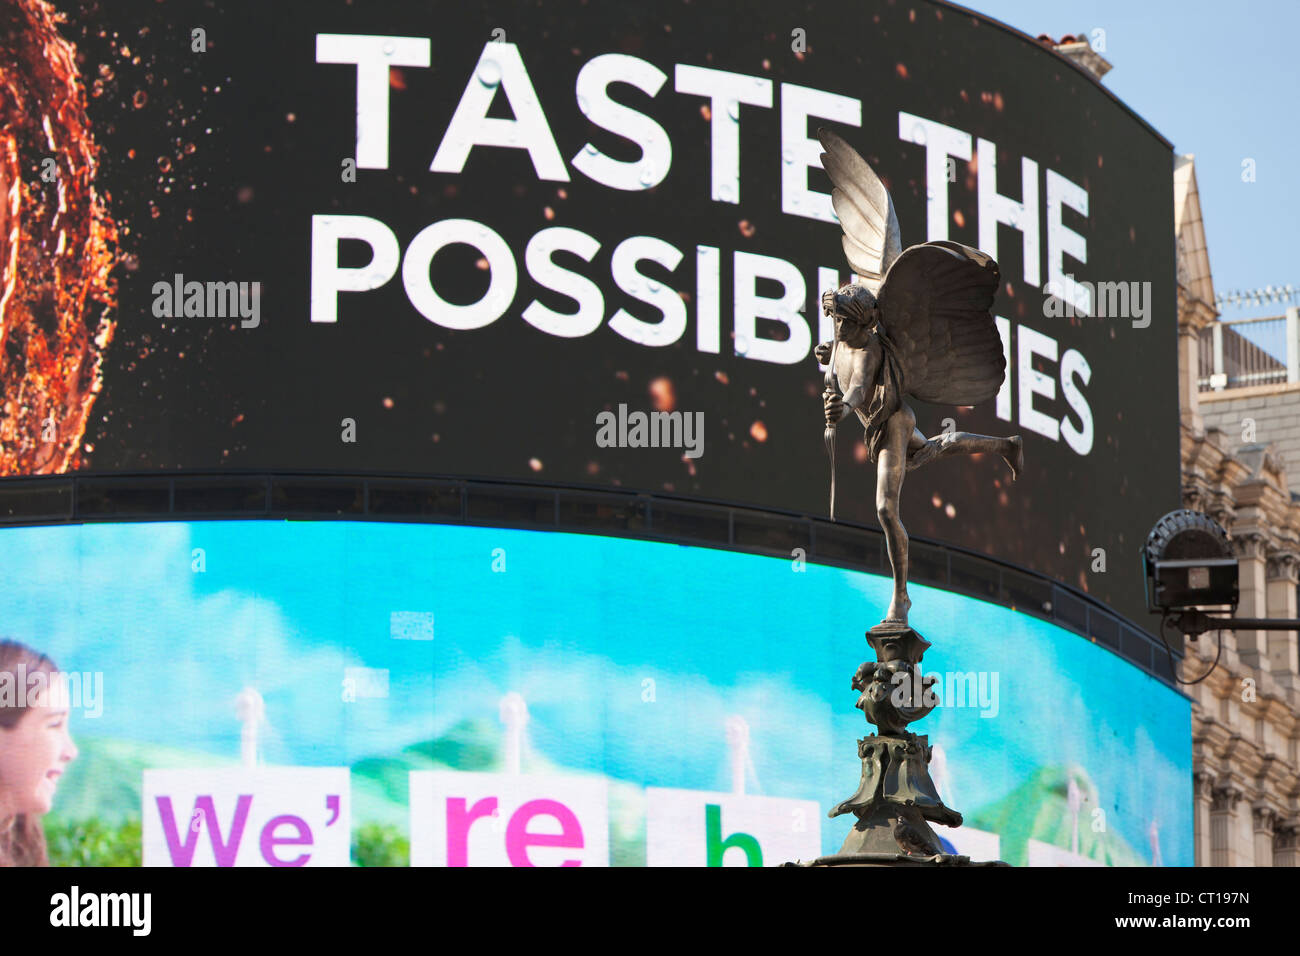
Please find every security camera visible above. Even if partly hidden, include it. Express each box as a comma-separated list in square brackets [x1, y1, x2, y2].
[1143, 510, 1239, 613]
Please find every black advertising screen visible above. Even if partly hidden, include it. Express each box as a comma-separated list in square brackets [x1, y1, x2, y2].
[1, 0, 1178, 623]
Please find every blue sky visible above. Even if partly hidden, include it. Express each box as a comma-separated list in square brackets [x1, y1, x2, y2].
[964, 0, 1299, 319]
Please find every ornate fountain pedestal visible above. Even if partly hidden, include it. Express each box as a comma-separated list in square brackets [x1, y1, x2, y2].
[787, 622, 1008, 867]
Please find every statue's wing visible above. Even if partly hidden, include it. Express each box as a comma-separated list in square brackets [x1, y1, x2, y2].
[876, 241, 1005, 407]
[817, 128, 902, 295]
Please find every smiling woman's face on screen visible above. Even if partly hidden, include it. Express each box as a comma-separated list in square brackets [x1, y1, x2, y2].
[0, 692, 78, 819]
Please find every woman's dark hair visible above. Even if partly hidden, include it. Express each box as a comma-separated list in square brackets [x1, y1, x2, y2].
[0, 639, 57, 866]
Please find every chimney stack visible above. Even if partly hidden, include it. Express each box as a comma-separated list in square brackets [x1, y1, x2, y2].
[1038, 32, 1113, 81]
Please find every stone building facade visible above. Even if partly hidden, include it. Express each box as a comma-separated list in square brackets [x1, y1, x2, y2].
[1200, 373, 1300, 479]
[1176, 155, 1300, 866]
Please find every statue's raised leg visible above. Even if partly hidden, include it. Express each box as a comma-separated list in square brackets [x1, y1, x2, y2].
[908, 431, 1023, 481]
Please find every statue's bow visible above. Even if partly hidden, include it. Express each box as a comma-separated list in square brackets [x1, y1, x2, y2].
[823, 336, 839, 521]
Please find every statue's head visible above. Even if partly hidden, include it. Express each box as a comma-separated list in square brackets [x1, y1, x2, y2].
[823, 284, 879, 350]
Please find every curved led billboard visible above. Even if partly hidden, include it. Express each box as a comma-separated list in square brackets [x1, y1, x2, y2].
[0, 519, 1191, 865]
[0, 0, 1178, 624]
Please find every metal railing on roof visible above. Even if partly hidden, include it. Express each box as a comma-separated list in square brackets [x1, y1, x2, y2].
[1198, 308, 1299, 391]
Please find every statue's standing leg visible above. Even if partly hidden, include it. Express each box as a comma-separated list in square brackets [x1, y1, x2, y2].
[876, 407, 916, 624]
